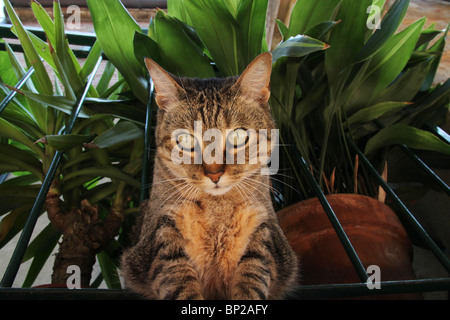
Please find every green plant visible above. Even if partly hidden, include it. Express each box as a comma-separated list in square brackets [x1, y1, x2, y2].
[269, 0, 450, 204]
[0, 0, 145, 287]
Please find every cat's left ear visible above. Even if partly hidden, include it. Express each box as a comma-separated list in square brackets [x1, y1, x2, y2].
[232, 52, 272, 104]
[145, 58, 184, 110]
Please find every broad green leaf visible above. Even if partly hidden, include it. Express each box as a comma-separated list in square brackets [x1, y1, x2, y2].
[0, 117, 45, 158]
[183, 0, 243, 76]
[288, 0, 341, 37]
[80, 41, 103, 80]
[87, 0, 148, 103]
[0, 143, 42, 171]
[420, 25, 448, 92]
[346, 101, 410, 127]
[168, 0, 193, 25]
[4, 0, 53, 95]
[0, 204, 33, 249]
[375, 58, 432, 103]
[0, 185, 39, 216]
[152, 10, 215, 77]
[304, 21, 341, 41]
[365, 124, 450, 156]
[62, 166, 141, 188]
[236, 0, 268, 64]
[84, 98, 146, 123]
[356, 0, 410, 61]
[271, 35, 329, 62]
[36, 134, 95, 151]
[346, 17, 426, 110]
[405, 79, 450, 127]
[91, 121, 143, 148]
[133, 32, 162, 68]
[53, 1, 84, 96]
[22, 224, 60, 288]
[12, 89, 91, 118]
[325, 0, 373, 85]
[276, 19, 289, 41]
[97, 251, 122, 289]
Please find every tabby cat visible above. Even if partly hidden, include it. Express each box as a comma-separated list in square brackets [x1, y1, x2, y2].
[121, 52, 298, 300]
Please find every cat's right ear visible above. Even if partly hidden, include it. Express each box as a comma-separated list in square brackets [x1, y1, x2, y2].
[145, 58, 184, 110]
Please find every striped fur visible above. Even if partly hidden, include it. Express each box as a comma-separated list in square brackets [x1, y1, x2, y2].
[121, 53, 298, 299]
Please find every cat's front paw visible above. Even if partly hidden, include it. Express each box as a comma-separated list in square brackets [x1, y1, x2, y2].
[231, 284, 268, 300]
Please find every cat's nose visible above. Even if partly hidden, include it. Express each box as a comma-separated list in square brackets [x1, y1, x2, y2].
[204, 164, 225, 183]
[206, 171, 224, 183]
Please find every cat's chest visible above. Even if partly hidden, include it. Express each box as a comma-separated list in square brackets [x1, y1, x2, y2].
[173, 200, 265, 280]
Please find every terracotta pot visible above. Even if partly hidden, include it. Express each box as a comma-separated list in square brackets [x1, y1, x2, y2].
[277, 194, 420, 299]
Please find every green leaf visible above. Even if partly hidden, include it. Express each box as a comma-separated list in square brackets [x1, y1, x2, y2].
[304, 20, 341, 41]
[276, 19, 289, 41]
[325, 0, 373, 84]
[12, 89, 91, 118]
[0, 205, 33, 249]
[356, 0, 410, 62]
[97, 250, 122, 289]
[91, 121, 143, 148]
[346, 17, 426, 110]
[271, 35, 329, 62]
[151, 10, 215, 77]
[84, 98, 146, 123]
[0, 185, 40, 214]
[365, 124, 450, 156]
[375, 58, 432, 103]
[183, 0, 243, 75]
[288, 0, 341, 37]
[22, 223, 60, 288]
[133, 32, 162, 68]
[0, 117, 45, 158]
[36, 134, 95, 151]
[347, 101, 410, 127]
[4, 0, 53, 95]
[236, 0, 269, 64]
[87, 0, 148, 103]
[62, 166, 140, 188]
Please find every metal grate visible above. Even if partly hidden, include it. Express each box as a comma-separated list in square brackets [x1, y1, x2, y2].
[0, 25, 449, 299]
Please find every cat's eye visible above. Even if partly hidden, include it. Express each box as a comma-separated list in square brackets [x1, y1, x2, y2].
[176, 133, 197, 151]
[227, 128, 248, 148]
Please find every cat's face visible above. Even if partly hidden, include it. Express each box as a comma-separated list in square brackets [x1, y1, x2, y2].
[146, 53, 276, 196]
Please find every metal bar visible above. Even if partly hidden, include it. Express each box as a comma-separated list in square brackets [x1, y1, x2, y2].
[0, 278, 448, 300]
[347, 137, 450, 274]
[295, 152, 369, 283]
[140, 78, 154, 203]
[0, 24, 97, 47]
[287, 278, 450, 299]
[398, 144, 450, 196]
[0, 288, 141, 300]
[0, 66, 35, 114]
[0, 56, 103, 288]
[425, 123, 450, 144]
[0, 42, 92, 59]
[374, 120, 450, 196]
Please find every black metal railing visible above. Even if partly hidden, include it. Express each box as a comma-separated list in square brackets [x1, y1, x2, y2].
[0, 24, 449, 299]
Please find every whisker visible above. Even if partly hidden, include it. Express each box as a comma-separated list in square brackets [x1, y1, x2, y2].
[251, 173, 300, 195]
[156, 181, 190, 210]
[235, 181, 258, 211]
[241, 178, 271, 203]
[143, 177, 187, 188]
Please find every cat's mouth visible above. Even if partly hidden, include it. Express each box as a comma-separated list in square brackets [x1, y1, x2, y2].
[204, 184, 233, 196]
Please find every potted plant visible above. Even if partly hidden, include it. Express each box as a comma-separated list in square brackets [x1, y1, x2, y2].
[270, 0, 450, 295]
[0, 0, 146, 288]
